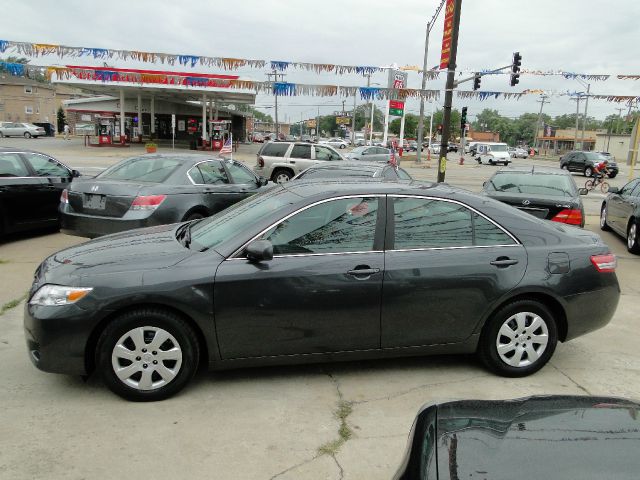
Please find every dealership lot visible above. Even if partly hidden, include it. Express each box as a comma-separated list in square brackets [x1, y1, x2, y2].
[1, 138, 639, 479]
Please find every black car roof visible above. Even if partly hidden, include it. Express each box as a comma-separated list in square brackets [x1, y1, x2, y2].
[0, 146, 51, 156]
[304, 161, 386, 171]
[281, 179, 451, 198]
[495, 165, 571, 175]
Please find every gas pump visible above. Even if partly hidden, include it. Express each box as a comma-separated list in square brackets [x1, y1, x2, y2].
[97, 116, 115, 145]
[210, 120, 231, 150]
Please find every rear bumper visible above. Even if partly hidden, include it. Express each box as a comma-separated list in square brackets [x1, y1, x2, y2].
[564, 283, 620, 341]
[60, 211, 160, 238]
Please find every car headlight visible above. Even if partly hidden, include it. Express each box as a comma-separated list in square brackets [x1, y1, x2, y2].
[29, 285, 93, 306]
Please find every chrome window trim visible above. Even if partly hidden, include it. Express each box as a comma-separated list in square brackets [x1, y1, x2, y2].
[186, 159, 227, 186]
[227, 250, 384, 261]
[387, 244, 520, 253]
[228, 194, 385, 259]
[389, 194, 521, 246]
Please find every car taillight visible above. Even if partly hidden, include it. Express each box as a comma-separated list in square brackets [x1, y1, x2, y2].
[552, 208, 582, 225]
[590, 254, 616, 273]
[130, 195, 166, 210]
[258, 156, 265, 168]
[60, 189, 68, 204]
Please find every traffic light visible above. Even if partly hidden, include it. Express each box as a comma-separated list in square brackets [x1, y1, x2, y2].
[460, 107, 468, 130]
[473, 73, 481, 91]
[510, 52, 522, 87]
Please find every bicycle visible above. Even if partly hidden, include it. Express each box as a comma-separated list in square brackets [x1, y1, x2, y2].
[585, 175, 610, 193]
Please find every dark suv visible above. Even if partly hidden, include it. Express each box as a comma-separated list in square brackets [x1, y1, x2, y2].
[560, 151, 618, 178]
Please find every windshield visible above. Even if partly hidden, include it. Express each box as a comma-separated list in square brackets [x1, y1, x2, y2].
[487, 173, 575, 197]
[489, 144, 508, 152]
[97, 156, 182, 182]
[190, 187, 300, 250]
[585, 152, 606, 161]
[350, 147, 367, 154]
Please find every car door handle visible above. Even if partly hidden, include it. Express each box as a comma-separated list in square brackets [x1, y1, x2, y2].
[289, 160, 296, 164]
[490, 258, 519, 268]
[347, 267, 380, 278]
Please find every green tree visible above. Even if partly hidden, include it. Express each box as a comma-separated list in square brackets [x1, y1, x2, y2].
[430, 109, 462, 140]
[56, 107, 66, 134]
[354, 104, 384, 131]
[389, 113, 419, 137]
[235, 104, 273, 123]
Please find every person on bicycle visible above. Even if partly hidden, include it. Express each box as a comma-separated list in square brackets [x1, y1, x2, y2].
[593, 159, 609, 184]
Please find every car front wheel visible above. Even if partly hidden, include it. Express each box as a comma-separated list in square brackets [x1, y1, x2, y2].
[478, 300, 558, 377]
[96, 308, 199, 401]
[600, 204, 611, 231]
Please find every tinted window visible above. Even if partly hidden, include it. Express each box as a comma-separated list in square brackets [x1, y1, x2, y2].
[263, 197, 379, 255]
[397, 168, 412, 180]
[375, 148, 389, 155]
[0, 153, 29, 177]
[473, 213, 515, 246]
[261, 142, 289, 157]
[290, 144, 312, 159]
[382, 167, 398, 179]
[393, 198, 473, 249]
[23, 154, 70, 177]
[98, 157, 182, 182]
[315, 146, 340, 161]
[486, 173, 575, 197]
[191, 161, 228, 185]
[225, 161, 256, 184]
[584, 152, 605, 161]
[620, 179, 640, 196]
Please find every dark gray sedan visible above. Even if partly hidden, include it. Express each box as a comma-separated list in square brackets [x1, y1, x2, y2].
[26, 181, 619, 401]
[60, 154, 267, 238]
[600, 177, 640, 253]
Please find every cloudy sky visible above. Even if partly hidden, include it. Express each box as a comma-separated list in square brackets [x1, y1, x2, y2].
[3, 0, 639, 123]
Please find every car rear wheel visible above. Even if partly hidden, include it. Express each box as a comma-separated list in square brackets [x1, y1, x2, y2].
[24, 132, 32, 138]
[271, 169, 293, 183]
[608, 173, 617, 179]
[560, 164, 567, 170]
[627, 221, 640, 254]
[96, 308, 199, 401]
[339, 144, 346, 149]
[478, 300, 558, 377]
[600, 204, 611, 231]
[584, 166, 593, 177]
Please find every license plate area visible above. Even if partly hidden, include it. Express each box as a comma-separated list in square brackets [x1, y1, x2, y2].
[82, 193, 106, 210]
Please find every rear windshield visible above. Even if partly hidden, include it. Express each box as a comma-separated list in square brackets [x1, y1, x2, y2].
[97, 156, 182, 182]
[260, 142, 290, 157]
[487, 173, 575, 197]
[299, 167, 377, 179]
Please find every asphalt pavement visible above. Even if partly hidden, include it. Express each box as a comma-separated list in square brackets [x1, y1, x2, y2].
[1, 136, 639, 479]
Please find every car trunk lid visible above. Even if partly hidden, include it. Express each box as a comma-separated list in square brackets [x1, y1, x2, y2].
[487, 192, 580, 222]
[67, 180, 148, 217]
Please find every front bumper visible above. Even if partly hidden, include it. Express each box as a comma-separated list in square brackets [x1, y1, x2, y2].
[24, 301, 102, 375]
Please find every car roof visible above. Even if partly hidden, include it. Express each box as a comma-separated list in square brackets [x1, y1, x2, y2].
[0, 146, 54, 156]
[281, 179, 450, 199]
[495, 165, 571, 176]
[305, 161, 385, 171]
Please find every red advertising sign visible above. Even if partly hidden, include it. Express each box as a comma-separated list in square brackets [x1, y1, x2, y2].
[439, 0, 455, 70]
[389, 100, 404, 110]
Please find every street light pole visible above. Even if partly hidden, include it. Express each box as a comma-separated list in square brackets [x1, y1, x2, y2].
[416, 22, 431, 164]
[581, 83, 590, 151]
[533, 94, 549, 150]
[572, 96, 581, 150]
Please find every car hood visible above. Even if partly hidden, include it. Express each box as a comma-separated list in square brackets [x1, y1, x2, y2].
[394, 395, 640, 480]
[34, 224, 193, 286]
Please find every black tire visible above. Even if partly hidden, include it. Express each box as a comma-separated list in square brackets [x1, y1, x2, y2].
[183, 211, 205, 222]
[608, 173, 617, 179]
[339, 144, 346, 149]
[96, 308, 200, 401]
[478, 299, 558, 377]
[271, 168, 293, 183]
[627, 220, 640, 254]
[600, 204, 611, 231]
[560, 163, 567, 170]
[24, 132, 32, 138]
[584, 166, 593, 177]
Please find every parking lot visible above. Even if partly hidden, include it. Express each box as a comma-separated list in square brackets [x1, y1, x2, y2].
[1, 137, 639, 479]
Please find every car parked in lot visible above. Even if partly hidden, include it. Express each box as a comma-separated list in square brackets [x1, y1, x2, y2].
[509, 146, 529, 158]
[25, 180, 619, 400]
[394, 395, 640, 480]
[253, 141, 344, 183]
[319, 137, 349, 149]
[0, 147, 79, 236]
[560, 151, 619, 178]
[345, 146, 393, 163]
[60, 154, 267, 238]
[483, 166, 587, 227]
[474, 142, 512, 165]
[293, 161, 412, 181]
[0, 122, 46, 138]
[600, 177, 640, 253]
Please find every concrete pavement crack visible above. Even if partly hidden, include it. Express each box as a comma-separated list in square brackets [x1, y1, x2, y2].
[550, 362, 592, 395]
[268, 455, 319, 480]
[332, 454, 345, 480]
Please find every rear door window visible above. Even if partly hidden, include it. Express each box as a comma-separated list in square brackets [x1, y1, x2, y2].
[191, 161, 229, 185]
[22, 153, 70, 177]
[290, 144, 312, 159]
[0, 153, 30, 177]
[225, 161, 257, 184]
[261, 143, 290, 157]
[315, 146, 340, 161]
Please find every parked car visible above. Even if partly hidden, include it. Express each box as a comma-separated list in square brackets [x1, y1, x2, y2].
[509, 147, 529, 158]
[0, 147, 80, 236]
[300, 134, 313, 143]
[60, 154, 267, 238]
[293, 161, 412, 182]
[447, 143, 459, 153]
[253, 141, 344, 183]
[0, 122, 46, 138]
[427, 143, 441, 154]
[319, 137, 349, 149]
[32, 122, 56, 137]
[600, 177, 640, 253]
[474, 142, 512, 166]
[251, 133, 264, 143]
[407, 141, 418, 152]
[393, 395, 640, 480]
[345, 146, 393, 163]
[560, 151, 619, 178]
[466, 141, 478, 155]
[483, 166, 587, 227]
[25, 180, 619, 400]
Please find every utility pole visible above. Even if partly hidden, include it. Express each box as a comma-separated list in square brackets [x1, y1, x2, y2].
[416, 22, 431, 164]
[351, 92, 356, 145]
[571, 96, 581, 150]
[266, 70, 285, 138]
[342, 100, 346, 115]
[615, 107, 624, 134]
[366, 74, 375, 145]
[533, 95, 549, 150]
[437, 0, 462, 183]
[580, 83, 590, 151]
[316, 106, 320, 140]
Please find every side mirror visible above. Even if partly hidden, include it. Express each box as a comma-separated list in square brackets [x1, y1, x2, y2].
[257, 176, 268, 186]
[578, 188, 589, 195]
[246, 240, 273, 262]
[608, 187, 620, 194]
[482, 181, 487, 188]
[71, 169, 81, 177]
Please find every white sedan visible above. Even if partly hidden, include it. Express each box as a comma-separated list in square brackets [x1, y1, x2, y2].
[320, 137, 349, 149]
[509, 147, 529, 159]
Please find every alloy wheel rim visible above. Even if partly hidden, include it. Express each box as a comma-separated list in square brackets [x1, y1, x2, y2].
[276, 173, 290, 183]
[111, 326, 183, 391]
[496, 312, 549, 368]
[629, 224, 637, 249]
[600, 207, 607, 228]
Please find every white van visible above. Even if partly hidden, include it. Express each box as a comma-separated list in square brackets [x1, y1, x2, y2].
[474, 142, 512, 165]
